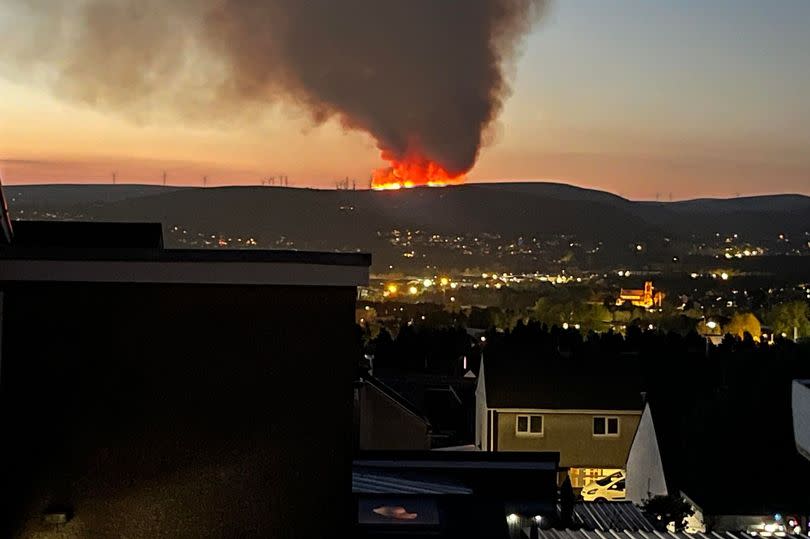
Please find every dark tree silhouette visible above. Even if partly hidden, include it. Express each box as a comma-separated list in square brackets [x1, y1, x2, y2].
[642, 495, 694, 532]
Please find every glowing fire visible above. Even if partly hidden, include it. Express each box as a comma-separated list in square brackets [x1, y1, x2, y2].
[372, 153, 466, 191]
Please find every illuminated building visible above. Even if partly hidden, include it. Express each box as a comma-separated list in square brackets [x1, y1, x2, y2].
[616, 281, 664, 308]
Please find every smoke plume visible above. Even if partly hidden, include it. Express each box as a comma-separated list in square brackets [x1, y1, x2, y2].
[1, 0, 545, 182]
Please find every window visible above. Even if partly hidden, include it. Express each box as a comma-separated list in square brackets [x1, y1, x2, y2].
[516, 414, 543, 436]
[609, 479, 626, 491]
[593, 416, 619, 437]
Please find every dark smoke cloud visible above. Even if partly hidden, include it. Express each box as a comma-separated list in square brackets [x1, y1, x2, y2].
[1, 0, 545, 174]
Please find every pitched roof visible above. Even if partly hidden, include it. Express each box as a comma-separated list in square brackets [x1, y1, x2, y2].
[648, 383, 810, 516]
[356, 373, 431, 426]
[483, 357, 645, 411]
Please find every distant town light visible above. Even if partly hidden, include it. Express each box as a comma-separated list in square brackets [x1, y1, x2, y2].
[618, 271, 624, 277]
[423, 279, 433, 287]
[721, 272, 729, 280]
[707, 321, 718, 330]
[690, 272, 699, 279]
[450, 282, 458, 289]
[387, 284, 398, 294]
[480, 336, 487, 343]
[636, 244, 643, 251]
[562, 322, 569, 330]
[440, 277, 449, 287]
[482, 273, 489, 279]
[450, 296, 456, 302]
[409, 286, 418, 295]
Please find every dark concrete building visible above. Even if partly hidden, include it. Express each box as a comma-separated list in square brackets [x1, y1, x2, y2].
[352, 450, 560, 538]
[0, 221, 370, 538]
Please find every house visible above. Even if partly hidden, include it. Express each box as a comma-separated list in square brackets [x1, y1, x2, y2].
[476, 357, 645, 490]
[354, 372, 432, 450]
[626, 393, 810, 532]
[793, 380, 810, 461]
[0, 219, 370, 537]
[352, 450, 560, 538]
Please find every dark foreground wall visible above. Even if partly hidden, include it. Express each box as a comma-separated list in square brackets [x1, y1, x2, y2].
[0, 283, 358, 538]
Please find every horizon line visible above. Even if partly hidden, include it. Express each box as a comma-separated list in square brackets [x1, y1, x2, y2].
[3, 179, 808, 204]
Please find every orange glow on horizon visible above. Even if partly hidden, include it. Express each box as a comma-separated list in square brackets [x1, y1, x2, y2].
[371, 152, 467, 191]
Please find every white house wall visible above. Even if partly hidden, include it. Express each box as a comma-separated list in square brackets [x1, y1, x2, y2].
[475, 357, 487, 450]
[626, 403, 668, 503]
[792, 380, 810, 460]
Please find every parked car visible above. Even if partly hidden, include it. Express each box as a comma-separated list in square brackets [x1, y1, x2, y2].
[581, 471, 626, 502]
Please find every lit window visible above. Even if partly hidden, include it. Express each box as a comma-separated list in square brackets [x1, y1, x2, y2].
[516, 414, 543, 436]
[593, 416, 619, 437]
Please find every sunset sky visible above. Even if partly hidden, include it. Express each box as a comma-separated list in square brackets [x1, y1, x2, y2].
[1, 0, 808, 199]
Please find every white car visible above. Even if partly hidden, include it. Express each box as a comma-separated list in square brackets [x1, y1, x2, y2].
[581, 472, 626, 502]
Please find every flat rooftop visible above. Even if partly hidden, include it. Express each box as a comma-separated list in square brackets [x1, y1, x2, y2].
[0, 221, 370, 286]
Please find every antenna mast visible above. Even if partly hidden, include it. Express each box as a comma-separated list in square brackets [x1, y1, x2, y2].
[0, 173, 14, 244]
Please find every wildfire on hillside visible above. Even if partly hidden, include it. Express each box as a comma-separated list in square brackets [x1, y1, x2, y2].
[371, 152, 467, 191]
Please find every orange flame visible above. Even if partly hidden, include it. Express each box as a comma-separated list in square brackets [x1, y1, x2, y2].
[372, 153, 466, 191]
